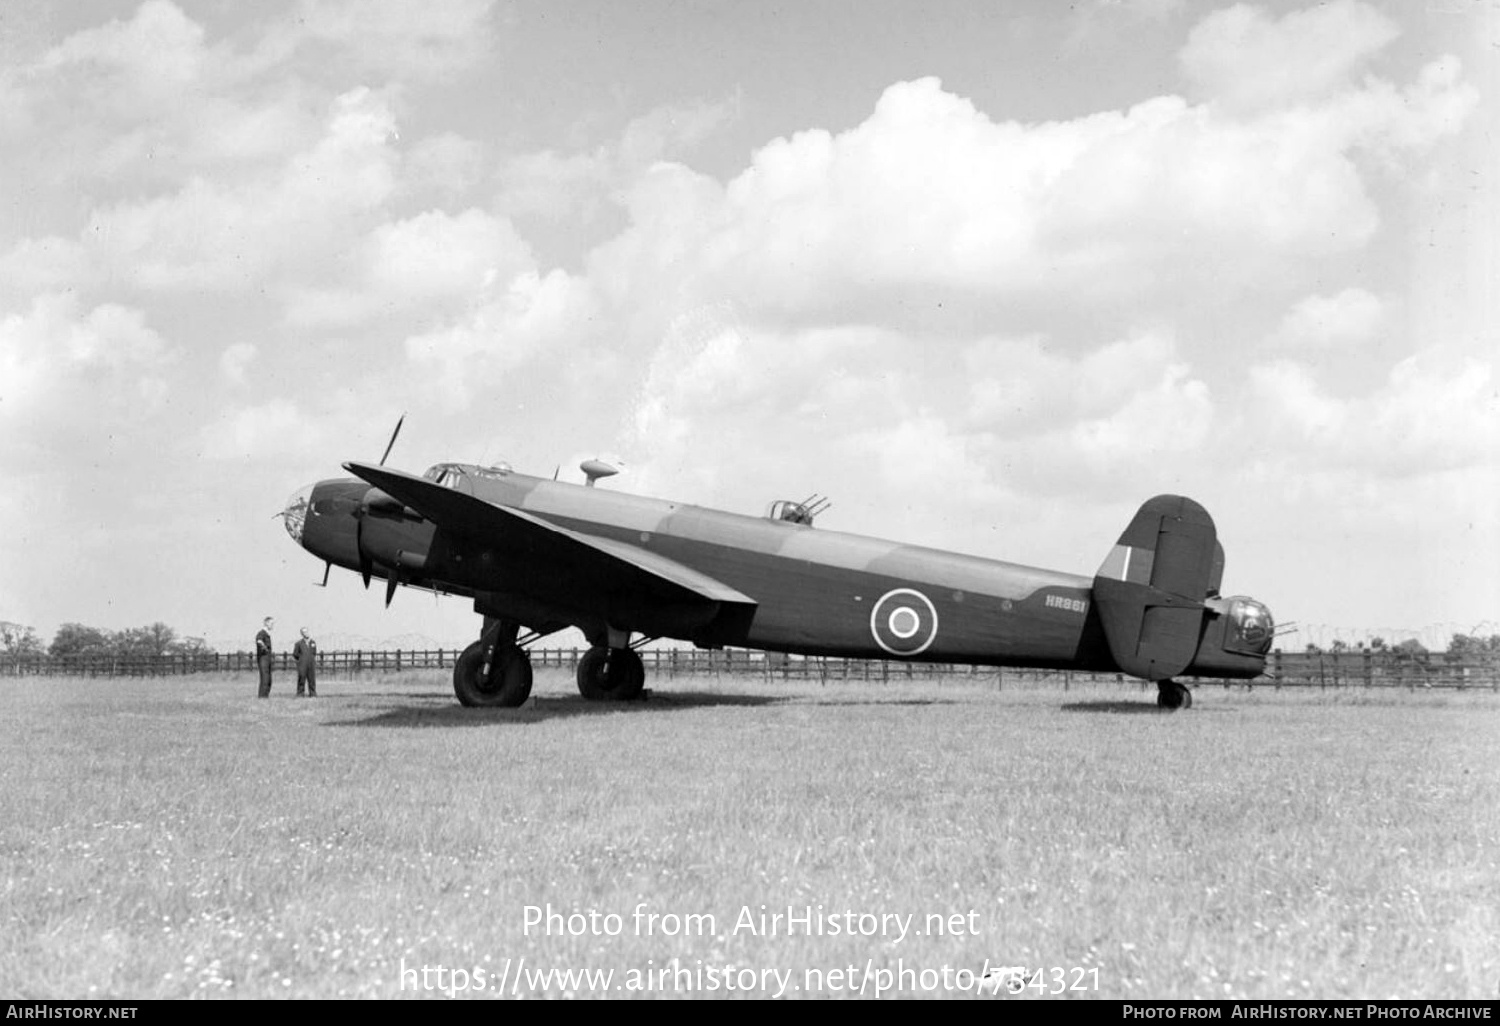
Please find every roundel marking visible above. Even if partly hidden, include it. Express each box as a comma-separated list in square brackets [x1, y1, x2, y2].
[870, 588, 939, 656]
[888, 607, 920, 639]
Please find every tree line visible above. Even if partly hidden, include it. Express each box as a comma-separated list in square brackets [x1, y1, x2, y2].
[1306, 634, 1500, 657]
[0, 621, 215, 660]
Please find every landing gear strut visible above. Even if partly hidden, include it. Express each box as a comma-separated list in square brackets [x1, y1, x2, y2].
[576, 645, 645, 701]
[453, 620, 533, 707]
[1156, 679, 1192, 711]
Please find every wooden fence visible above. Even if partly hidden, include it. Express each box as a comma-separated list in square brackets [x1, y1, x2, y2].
[3, 647, 1498, 689]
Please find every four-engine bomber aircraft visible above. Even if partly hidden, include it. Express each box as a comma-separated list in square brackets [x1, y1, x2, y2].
[281, 457, 1274, 710]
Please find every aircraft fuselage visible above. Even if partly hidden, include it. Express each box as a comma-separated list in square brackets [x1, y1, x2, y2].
[287, 462, 1270, 682]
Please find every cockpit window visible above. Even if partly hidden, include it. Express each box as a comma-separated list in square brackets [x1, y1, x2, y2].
[422, 463, 465, 489]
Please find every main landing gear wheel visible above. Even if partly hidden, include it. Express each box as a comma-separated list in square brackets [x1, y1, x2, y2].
[454, 639, 533, 707]
[576, 646, 645, 701]
[1156, 680, 1192, 711]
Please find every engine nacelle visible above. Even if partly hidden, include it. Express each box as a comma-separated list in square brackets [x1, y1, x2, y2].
[357, 495, 434, 573]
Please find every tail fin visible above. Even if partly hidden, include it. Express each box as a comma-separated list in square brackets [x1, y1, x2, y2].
[1092, 495, 1217, 681]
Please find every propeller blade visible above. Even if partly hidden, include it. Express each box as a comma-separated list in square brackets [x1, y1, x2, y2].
[379, 413, 406, 467]
[384, 575, 399, 608]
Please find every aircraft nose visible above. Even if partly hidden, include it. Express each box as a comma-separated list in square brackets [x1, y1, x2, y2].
[282, 483, 316, 545]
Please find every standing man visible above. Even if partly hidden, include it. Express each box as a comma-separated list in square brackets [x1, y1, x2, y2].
[293, 627, 318, 697]
[255, 616, 274, 698]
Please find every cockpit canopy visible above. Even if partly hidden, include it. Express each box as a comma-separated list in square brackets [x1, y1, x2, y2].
[422, 462, 512, 489]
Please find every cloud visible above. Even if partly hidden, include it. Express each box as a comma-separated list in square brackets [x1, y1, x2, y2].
[1247, 351, 1496, 477]
[0, 294, 175, 470]
[282, 207, 536, 328]
[1070, 363, 1213, 465]
[1179, 0, 1400, 113]
[0, 236, 89, 299]
[367, 209, 534, 302]
[496, 149, 613, 222]
[1248, 360, 1350, 443]
[1371, 354, 1497, 475]
[959, 330, 1214, 495]
[403, 269, 600, 408]
[402, 133, 485, 198]
[9, 3, 322, 194]
[219, 343, 258, 386]
[623, 315, 1215, 519]
[963, 330, 1182, 431]
[282, 202, 541, 326]
[35, 0, 209, 113]
[4, 3, 503, 301]
[555, 31, 1470, 510]
[83, 87, 399, 292]
[252, 0, 496, 82]
[585, 57, 1471, 329]
[1270, 288, 1385, 350]
[495, 98, 737, 224]
[199, 398, 325, 461]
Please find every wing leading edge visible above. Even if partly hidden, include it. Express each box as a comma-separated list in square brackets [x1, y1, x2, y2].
[343, 461, 759, 616]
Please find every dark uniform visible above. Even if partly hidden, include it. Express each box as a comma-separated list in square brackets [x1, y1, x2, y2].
[256, 624, 273, 697]
[293, 632, 317, 697]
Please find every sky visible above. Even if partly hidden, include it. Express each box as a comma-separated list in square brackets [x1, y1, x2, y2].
[0, 0, 1495, 653]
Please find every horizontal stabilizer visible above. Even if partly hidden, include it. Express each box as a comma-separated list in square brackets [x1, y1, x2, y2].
[343, 461, 758, 614]
[1092, 495, 1216, 681]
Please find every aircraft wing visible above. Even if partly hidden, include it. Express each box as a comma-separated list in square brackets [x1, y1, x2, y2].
[343, 461, 758, 614]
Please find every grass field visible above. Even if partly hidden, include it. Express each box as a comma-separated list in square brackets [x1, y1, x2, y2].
[1, 671, 1496, 1000]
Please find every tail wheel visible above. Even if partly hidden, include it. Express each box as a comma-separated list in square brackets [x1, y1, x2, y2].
[576, 646, 645, 701]
[454, 640, 533, 707]
[1155, 680, 1191, 711]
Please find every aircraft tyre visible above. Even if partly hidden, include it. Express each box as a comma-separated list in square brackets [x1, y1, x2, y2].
[1155, 680, 1191, 711]
[454, 640, 533, 707]
[576, 646, 646, 701]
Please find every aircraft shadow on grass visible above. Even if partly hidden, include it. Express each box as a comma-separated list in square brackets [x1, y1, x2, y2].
[1060, 699, 1233, 715]
[799, 697, 959, 708]
[327, 690, 785, 728]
